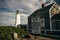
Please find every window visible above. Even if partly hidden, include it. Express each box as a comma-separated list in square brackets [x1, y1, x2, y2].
[53, 8, 56, 14]
[40, 19, 45, 27]
[52, 20, 60, 30]
[31, 17, 40, 22]
[52, 21, 56, 29]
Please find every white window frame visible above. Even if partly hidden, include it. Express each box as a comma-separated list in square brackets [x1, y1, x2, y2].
[40, 19, 45, 27]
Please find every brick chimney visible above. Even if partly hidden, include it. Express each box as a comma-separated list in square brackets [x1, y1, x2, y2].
[42, 3, 46, 8]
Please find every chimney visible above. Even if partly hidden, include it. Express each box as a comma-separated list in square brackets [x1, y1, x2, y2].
[42, 3, 46, 8]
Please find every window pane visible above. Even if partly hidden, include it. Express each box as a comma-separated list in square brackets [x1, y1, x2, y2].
[40, 19, 45, 27]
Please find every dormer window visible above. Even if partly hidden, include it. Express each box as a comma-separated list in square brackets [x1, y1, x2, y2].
[53, 8, 56, 14]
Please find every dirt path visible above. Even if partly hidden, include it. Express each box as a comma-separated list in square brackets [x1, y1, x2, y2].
[20, 36, 57, 40]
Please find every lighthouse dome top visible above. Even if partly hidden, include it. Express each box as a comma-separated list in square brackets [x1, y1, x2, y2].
[16, 10, 20, 14]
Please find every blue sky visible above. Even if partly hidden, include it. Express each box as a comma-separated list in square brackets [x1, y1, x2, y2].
[0, 0, 60, 26]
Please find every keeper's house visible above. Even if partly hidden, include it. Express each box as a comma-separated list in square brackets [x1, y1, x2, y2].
[28, 2, 60, 36]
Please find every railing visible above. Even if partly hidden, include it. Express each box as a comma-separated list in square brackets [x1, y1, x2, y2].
[41, 29, 60, 31]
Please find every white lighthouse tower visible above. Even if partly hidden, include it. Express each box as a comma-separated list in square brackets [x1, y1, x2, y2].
[15, 10, 21, 27]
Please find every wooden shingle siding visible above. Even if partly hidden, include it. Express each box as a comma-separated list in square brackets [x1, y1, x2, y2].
[28, 2, 60, 37]
[49, 3, 60, 17]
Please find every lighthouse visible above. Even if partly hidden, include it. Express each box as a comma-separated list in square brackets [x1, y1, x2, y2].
[15, 10, 21, 27]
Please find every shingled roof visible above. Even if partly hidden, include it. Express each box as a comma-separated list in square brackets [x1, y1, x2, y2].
[29, 3, 54, 17]
[38, 3, 54, 13]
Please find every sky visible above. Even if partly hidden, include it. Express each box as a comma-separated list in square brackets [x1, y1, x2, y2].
[0, 0, 60, 26]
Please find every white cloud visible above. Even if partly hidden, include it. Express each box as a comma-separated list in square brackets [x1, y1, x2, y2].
[20, 13, 29, 24]
[0, 0, 42, 26]
[2, 0, 42, 14]
[0, 12, 28, 26]
[0, 0, 59, 26]
[0, 12, 15, 26]
[42, 0, 46, 3]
